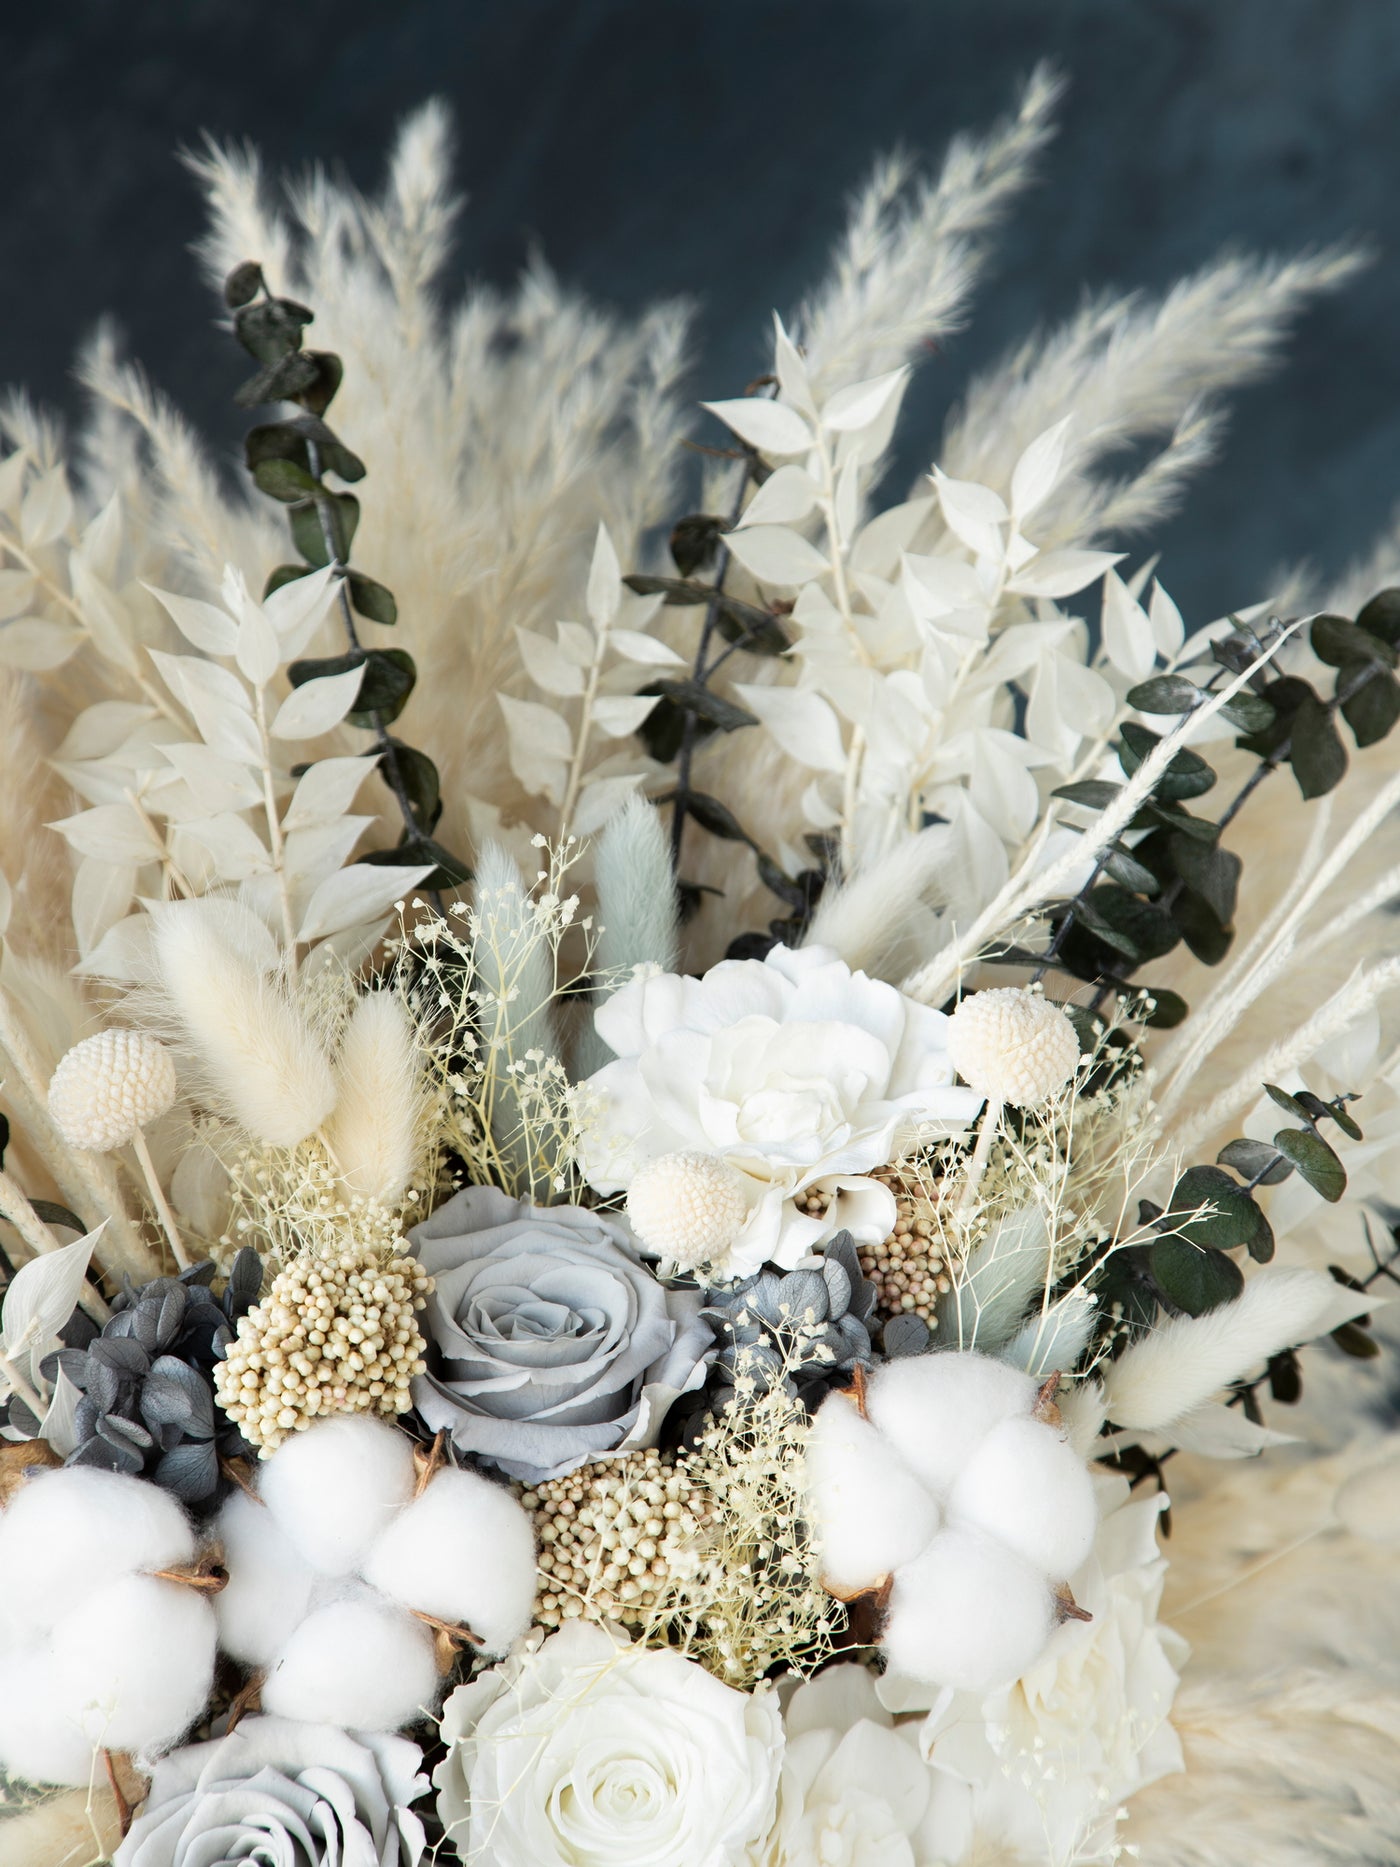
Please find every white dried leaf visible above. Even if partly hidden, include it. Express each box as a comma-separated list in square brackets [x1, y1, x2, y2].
[703, 397, 814, 457]
[1149, 582, 1186, 659]
[834, 456, 861, 545]
[282, 818, 374, 908]
[145, 585, 239, 658]
[1009, 417, 1072, 519]
[591, 694, 659, 738]
[606, 628, 686, 669]
[270, 664, 366, 741]
[736, 464, 821, 529]
[303, 916, 394, 975]
[151, 650, 261, 763]
[586, 524, 622, 633]
[0, 618, 84, 670]
[0, 449, 28, 516]
[281, 755, 378, 832]
[821, 367, 908, 434]
[71, 855, 138, 958]
[236, 604, 281, 687]
[733, 683, 848, 773]
[725, 524, 829, 587]
[498, 694, 573, 805]
[0, 1230, 100, 1373]
[934, 469, 1008, 557]
[772, 314, 817, 417]
[0, 570, 37, 620]
[69, 559, 141, 675]
[556, 621, 596, 666]
[55, 701, 157, 763]
[902, 551, 985, 618]
[571, 772, 647, 838]
[515, 626, 585, 697]
[50, 803, 165, 865]
[265, 564, 340, 659]
[78, 491, 123, 583]
[296, 861, 433, 946]
[38, 1367, 83, 1458]
[159, 742, 264, 816]
[19, 465, 72, 548]
[72, 912, 155, 983]
[1007, 548, 1121, 599]
[184, 813, 273, 882]
[1101, 568, 1157, 680]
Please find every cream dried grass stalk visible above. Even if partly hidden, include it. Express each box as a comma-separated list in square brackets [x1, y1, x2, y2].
[324, 990, 426, 1206]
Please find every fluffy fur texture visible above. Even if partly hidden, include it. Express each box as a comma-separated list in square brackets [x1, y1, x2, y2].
[324, 989, 425, 1204]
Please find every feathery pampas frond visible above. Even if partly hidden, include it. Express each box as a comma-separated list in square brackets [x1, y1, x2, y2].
[324, 990, 426, 1205]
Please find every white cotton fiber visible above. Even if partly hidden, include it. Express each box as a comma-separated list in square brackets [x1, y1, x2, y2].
[361, 1468, 536, 1656]
[0, 1469, 194, 1643]
[864, 1353, 1037, 1499]
[49, 1573, 216, 1755]
[881, 1528, 1055, 1693]
[804, 1393, 942, 1593]
[258, 1415, 416, 1575]
[215, 1489, 317, 1666]
[0, 1645, 99, 1788]
[947, 1416, 1098, 1579]
[261, 1595, 439, 1731]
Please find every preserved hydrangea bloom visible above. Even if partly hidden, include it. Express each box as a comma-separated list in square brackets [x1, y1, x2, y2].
[48, 1030, 177, 1152]
[113, 1716, 426, 1866]
[581, 945, 981, 1278]
[409, 1187, 714, 1484]
[434, 1624, 782, 1867]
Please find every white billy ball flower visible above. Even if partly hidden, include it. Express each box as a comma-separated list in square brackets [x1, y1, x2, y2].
[626, 1151, 750, 1274]
[48, 1029, 178, 1153]
[946, 988, 1079, 1109]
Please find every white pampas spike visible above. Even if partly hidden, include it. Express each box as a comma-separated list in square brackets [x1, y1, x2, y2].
[573, 797, 678, 1078]
[801, 827, 949, 980]
[1102, 1268, 1380, 1434]
[324, 990, 424, 1205]
[150, 902, 336, 1149]
[472, 842, 561, 1194]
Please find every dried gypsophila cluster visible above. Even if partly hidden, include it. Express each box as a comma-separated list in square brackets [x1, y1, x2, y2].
[219, 1134, 424, 1275]
[213, 1244, 432, 1453]
[522, 1450, 712, 1633]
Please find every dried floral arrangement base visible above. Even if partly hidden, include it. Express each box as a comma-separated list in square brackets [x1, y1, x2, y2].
[0, 67, 1398, 1867]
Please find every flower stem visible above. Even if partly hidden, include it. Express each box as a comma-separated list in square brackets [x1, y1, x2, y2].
[131, 1129, 189, 1271]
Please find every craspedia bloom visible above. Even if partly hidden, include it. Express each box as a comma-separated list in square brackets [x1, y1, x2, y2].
[48, 1029, 178, 1152]
[626, 1150, 750, 1274]
[946, 988, 1080, 1109]
[214, 1245, 432, 1454]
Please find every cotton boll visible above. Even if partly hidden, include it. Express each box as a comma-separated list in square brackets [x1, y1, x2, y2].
[804, 1392, 943, 1594]
[261, 1597, 439, 1731]
[947, 1416, 1098, 1578]
[360, 1468, 536, 1656]
[0, 1646, 101, 1788]
[215, 1489, 318, 1666]
[864, 1352, 1038, 1498]
[0, 1469, 194, 1642]
[882, 1528, 1055, 1693]
[258, 1415, 416, 1575]
[49, 1574, 215, 1756]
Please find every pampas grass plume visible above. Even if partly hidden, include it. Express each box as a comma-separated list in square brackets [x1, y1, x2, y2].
[325, 990, 424, 1204]
[152, 904, 336, 1148]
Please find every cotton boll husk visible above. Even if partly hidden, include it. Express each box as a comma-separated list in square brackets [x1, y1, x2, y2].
[946, 1415, 1097, 1578]
[215, 1489, 317, 1666]
[805, 1392, 943, 1593]
[360, 1469, 536, 1656]
[0, 1469, 194, 1644]
[257, 1415, 416, 1575]
[864, 1352, 1037, 1498]
[151, 904, 336, 1148]
[0, 1647, 100, 1789]
[1101, 1267, 1377, 1433]
[881, 1528, 1054, 1692]
[260, 1597, 439, 1731]
[325, 991, 425, 1205]
[49, 1574, 215, 1756]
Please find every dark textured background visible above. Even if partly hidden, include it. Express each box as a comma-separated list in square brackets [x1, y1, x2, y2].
[2, 0, 1397, 620]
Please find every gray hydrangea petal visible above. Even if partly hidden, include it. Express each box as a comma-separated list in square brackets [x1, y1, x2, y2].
[154, 1440, 219, 1502]
[883, 1312, 932, 1358]
[89, 1336, 150, 1380]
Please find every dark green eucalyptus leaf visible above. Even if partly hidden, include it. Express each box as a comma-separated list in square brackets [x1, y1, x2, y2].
[1143, 801, 1219, 844]
[1170, 886, 1233, 965]
[1245, 1204, 1275, 1263]
[1331, 1320, 1380, 1358]
[716, 596, 790, 656]
[235, 352, 321, 408]
[1355, 588, 1400, 647]
[683, 791, 754, 844]
[252, 457, 319, 503]
[756, 853, 808, 912]
[27, 1200, 88, 1235]
[1167, 835, 1241, 925]
[1340, 669, 1400, 748]
[1077, 885, 1181, 962]
[358, 836, 470, 890]
[290, 492, 360, 567]
[1126, 675, 1200, 714]
[223, 261, 264, 309]
[1267, 1348, 1302, 1403]
[1264, 1081, 1312, 1122]
[1130, 986, 1188, 1028]
[1216, 1138, 1293, 1186]
[649, 679, 757, 734]
[1103, 847, 1161, 896]
[295, 351, 345, 417]
[1310, 613, 1396, 669]
[1150, 1236, 1244, 1315]
[634, 687, 697, 763]
[348, 573, 397, 626]
[670, 514, 727, 576]
[1288, 693, 1348, 799]
[623, 574, 711, 606]
[263, 564, 312, 599]
[1324, 1101, 1364, 1141]
[379, 741, 440, 833]
[1160, 1164, 1263, 1251]
[287, 651, 361, 688]
[1051, 780, 1122, 810]
[234, 297, 314, 364]
[1271, 1127, 1346, 1202]
[1063, 1004, 1104, 1054]
[1118, 721, 1217, 800]
[1219, 692, 1277, 733]
[347, 649, 418, 727]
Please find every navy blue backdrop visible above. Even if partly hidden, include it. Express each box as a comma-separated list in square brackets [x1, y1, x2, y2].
[2, 0, 1397, 621]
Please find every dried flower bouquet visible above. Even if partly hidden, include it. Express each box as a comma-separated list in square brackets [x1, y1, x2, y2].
[0, 69, 1398, 1867]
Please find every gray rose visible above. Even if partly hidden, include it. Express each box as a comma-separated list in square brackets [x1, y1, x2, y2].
[409, 1187, 714, 1484]
[113, 1717, 425, 1867]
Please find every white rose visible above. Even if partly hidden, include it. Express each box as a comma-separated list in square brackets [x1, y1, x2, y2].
[581, 945, 980, 1277]
[434, 1624, 783, 1867]
[880, 1475, 1188, 1864]
[755, 1664, 943, 1866]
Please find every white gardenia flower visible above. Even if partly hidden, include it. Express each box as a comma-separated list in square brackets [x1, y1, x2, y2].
[880, 1475, 1187, 1865]
[581, 945, 981, 1277]
[754, 1664, 943, 1866]
[434, 1623, 783, 1867]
